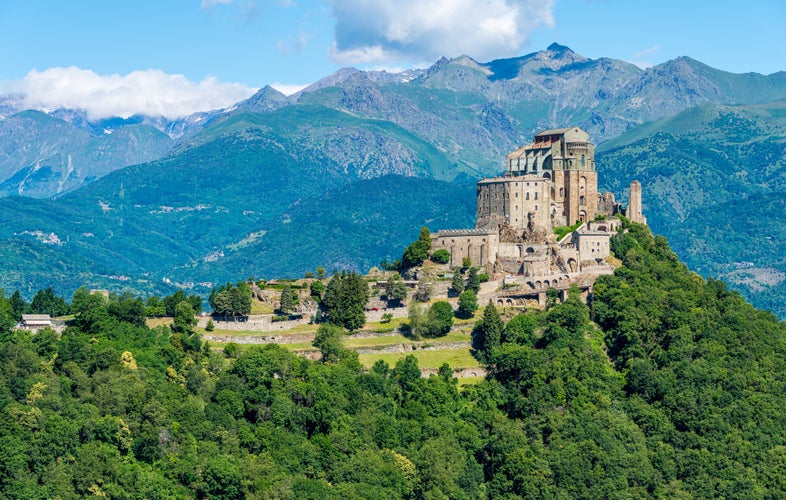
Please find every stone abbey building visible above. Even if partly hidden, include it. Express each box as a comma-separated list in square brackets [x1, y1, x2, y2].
[432, 127, 646, 288]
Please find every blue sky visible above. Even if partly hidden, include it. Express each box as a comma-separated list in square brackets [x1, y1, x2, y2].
[1, 0, 784, 118]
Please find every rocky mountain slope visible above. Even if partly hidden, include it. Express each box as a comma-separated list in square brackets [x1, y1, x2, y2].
[3, 43, 786, 198]
[1, 44, 785, 316]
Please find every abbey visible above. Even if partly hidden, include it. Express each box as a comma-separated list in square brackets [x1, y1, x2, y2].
[432, 126, 645, 291]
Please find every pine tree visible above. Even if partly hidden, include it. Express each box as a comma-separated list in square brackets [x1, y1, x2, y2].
[467, 267, 481, 293]
[279, 284, 295, 314]
[476, 300, 503, 362]
[451, 270, 465, 295]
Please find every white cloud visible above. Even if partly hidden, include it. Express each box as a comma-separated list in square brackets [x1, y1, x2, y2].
[629, 45, 661, 69]
[270, 82, 310, 95]
[11, 67, 258, 119]
[328, 0, 556, 65]
[201, 0, 233, 9]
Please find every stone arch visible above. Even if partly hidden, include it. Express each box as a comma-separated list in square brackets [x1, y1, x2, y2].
[543, 172, 551, 181]
[567, 258, 577, 273]
[536, 280, 542, 289]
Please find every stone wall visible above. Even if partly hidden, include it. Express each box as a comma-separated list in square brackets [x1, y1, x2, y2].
[431, 229, 498, 268]
[197, 314, 311, 331]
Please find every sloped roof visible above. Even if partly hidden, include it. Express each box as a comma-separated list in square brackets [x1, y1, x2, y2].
[535, 127, 575, 136]
[21, 314, 52, 322]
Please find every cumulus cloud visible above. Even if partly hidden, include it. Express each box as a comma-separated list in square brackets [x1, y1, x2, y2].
[328, 0, 556, 65]
[11, 67, 257, 119]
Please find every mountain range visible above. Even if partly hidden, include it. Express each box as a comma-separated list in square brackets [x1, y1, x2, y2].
[1, 43, 785, 316]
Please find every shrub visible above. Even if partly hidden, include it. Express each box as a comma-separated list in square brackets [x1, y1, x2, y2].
[457, 290, 478, 318]
[431, 249, 451, 264]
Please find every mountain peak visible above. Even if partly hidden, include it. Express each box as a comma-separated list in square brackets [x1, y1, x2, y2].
[546, 42, 573, 53]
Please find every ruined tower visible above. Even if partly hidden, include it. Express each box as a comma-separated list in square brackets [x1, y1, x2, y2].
[625, 180, 647, 224]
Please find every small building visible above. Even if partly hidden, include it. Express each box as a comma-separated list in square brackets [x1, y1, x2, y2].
[19, 314, 52, 332]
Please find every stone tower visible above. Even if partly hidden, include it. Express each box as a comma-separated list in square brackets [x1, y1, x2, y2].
[477, 127, 598, 234]
[626, 180, 647, 224]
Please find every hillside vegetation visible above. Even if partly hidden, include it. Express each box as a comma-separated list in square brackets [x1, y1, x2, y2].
[1, 225, 785, 498]
[597, 102, 786, 316]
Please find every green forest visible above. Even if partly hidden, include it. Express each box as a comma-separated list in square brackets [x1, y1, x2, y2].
[1, 221, 786, 498]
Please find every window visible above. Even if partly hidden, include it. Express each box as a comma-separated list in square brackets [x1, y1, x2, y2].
[526, 193, 530, 200]
[534, 192, 538, 200]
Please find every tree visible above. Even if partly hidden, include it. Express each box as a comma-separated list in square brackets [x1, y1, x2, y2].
[414, 277, 433, 302]
[0, 295, 14, 334]
[419, 226, 432, 249]
[144, 296, 166, 317]
[312, 324, 344, 363]
[474, 300, 503, 362]
[401, 241, 430, 269]
[386, 274, 408, 305]
[409, 301, 453, 338]
[172, 301, 197, 334]
[401, 227, 433, 269]
[425, 301, 454, 338]
[8, 290, 26, 321]
[107, 297, 146, 327]
[209, 282, 252, 317]
[29, 287, 69, 317]
[461, 256, 472, 270]
[310, 280, 326, 299]
[316, 266, 326, 279]
[502, 313, 536, 345]
[323, 272, 369, 331]
[466, 267, 481, 293]
[457, 290, 478, 318]
[451, 270, 464, 295]
[278, 284, 296, 314]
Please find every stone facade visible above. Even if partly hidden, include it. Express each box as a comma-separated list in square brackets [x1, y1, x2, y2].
[430, 229, 499, 267]
[432, 127, 647, 293]
[501, 127, 599, 230]
[476, 175, 551, 231]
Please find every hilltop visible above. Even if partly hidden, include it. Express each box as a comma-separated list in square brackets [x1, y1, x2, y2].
[0, 44, 784, 317]
[1, 221, 785, 497]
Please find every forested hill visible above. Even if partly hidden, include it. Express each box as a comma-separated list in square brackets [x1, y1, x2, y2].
[1, 223, 785, 497]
